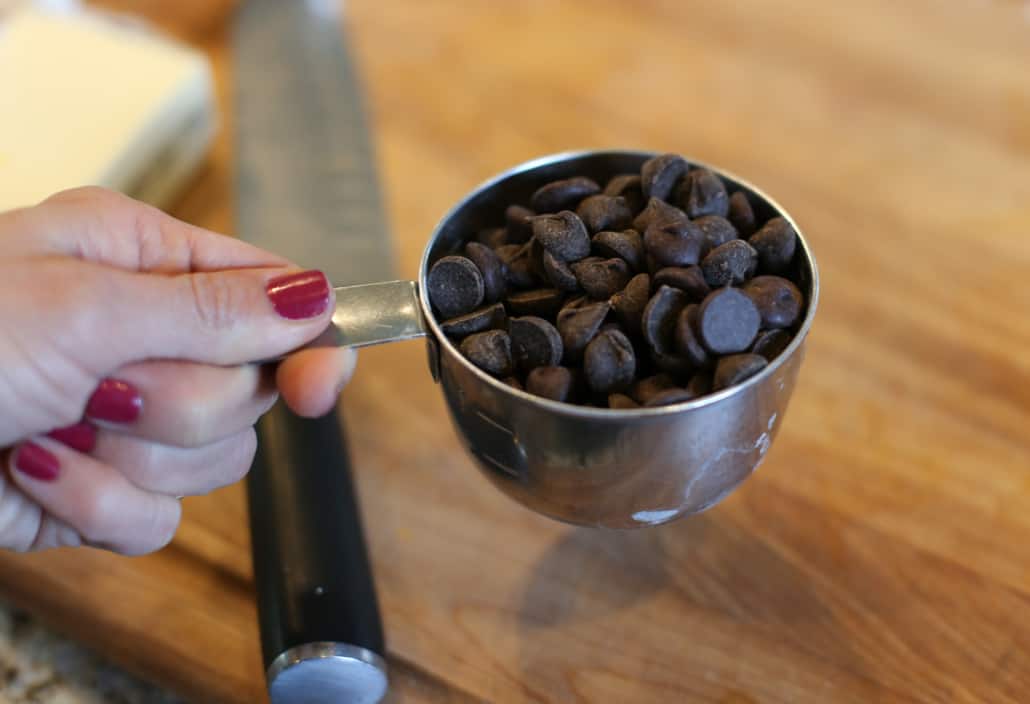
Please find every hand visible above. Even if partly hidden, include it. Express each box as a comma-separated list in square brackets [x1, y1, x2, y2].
[0, 187, 355, 555]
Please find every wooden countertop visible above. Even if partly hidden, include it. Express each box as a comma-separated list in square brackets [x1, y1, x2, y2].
[1, 1, 1028, 702]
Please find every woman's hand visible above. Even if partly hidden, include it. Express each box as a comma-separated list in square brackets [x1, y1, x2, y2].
[0, 187, 356, 555]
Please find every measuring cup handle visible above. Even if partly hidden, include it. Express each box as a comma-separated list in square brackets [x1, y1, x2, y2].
[306, 279, 428, 351]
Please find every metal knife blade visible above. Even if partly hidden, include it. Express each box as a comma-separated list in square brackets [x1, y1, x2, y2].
[234, 1, 390, 702]
[236, 0, 394, 285]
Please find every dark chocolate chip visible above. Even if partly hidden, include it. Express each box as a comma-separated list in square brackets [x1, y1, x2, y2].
[526, 366, 574, 402]
[475, 227, 508, 249]
[674, 303, 710, 368]
[643, 387, 696, 407]
[640, 153, 689, 202]
[751, 328, 793, 361]
[593, 229, 644, 271]
[749, 217, 798, 274]
[556, 300, 610, 361]
[497, 243, 538, 289]
[531, 211, 591, 262]
[653, 266, 710, 301]
[651, 350, 693, 377]
[427, 255, 485, 317]
[701, 239, 758, 287]
[505, 204, 535, 244]
[713, 353, 768, 391]
[576, 195, 633, 233]
[688, 372, 713, 397]
[679, 168, 729, 218]
[584, 328, 636, 394]
[510, 316, 564, 371]
[608, 393, 640, 409]
[603, 173, 645, 212]
[530, 177, 601, 213]
[643, 220, 705, 267]
[460, 330, 513, 377]
[631, 373, 676, 404]
[440, 302, 507, 338]
[642, 285, 689, 355]
[506, 288, 565, 318]
[632, 197, 689, 232]
[502, 375, 524, 391]
[727, 191, 757, 237]
[610, 273, 650, 334]
[465, 242, 507, 303]
[571, 257, 631, 299]
[542, 249, 581, 292]
[694, 215, 739, 256]
[696, 287, 761, 354]
[742, 275, 803, 329]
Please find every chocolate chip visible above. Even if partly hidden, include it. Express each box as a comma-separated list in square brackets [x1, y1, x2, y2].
[476, 227, 508, 249]
[542, 249, 580, 292]
[631, 373, 676, 404]
[643, 387, 696, 407]
[749, 217, 797, 274]
[427, 255, 485, 317]
[632, 197, 689, 232]
[506, 288, 565, 318]
[640, 153, 689, 202]
[576, 195, 633, 233]
[688, 372, 712, 396]
[696, 287, 761, 354]
[742, 275, 803, 329]
[727, 191, 757, 237]
[674, 303, 710, 368]
[610, 273, 650, 334]
[653, 266, 710, 301]
[530, 177, 601, 213]
[701, 239, 758, 287]
[440, 302, 507, 338]
[502, 375, 524, 391]
[526, 366, 574, 402]
[510, 316, 563, 371]
[571, 257, 631, 299]
[584, 328, 636, 394]
[643, 219, 705, 268]
[651, 350, 693, 377]
[465, 242, 507, 303]
[608, 393, 640, 409]
[531, 211, 591, 262]
[694, 215, 738, 255]
[751, 328, 793, 361]
[642, 285, 689, 355]
[603, 173, 645, 212]
[679, 168, 729, 218]
[713, 353, 768, 391]
[460, 330, 513, 377]
[593, 229, 644, 271]
[505, 204, 535, 244]
[556, 300, 610, 361]
[497, 243, 537, 289]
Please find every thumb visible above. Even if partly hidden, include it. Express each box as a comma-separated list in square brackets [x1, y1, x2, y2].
[94, 266, 337, 368]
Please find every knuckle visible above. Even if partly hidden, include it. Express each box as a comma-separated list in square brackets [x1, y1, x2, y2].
[75, 486, 117, 545]
[143, 499, 182, 555]
[175, 397, 218, 448]
[187, 273, 240, 332]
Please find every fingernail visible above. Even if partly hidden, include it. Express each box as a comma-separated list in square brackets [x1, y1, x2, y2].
[47, 421, 97, 453]
[267, 270, 330, 320]
[86, 378, 143, 424]
[14, 443, 60, 481]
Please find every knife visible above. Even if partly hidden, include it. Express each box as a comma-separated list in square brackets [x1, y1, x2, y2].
[234, 1, 392, 703]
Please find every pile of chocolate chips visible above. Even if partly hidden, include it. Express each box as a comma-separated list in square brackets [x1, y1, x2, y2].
[426, 154, 806, 409]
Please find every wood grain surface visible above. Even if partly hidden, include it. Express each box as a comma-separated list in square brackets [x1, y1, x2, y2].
[1, 1, 1028, 702]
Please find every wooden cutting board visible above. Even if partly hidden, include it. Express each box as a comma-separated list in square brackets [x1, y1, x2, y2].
[1, 1, 1028, 702]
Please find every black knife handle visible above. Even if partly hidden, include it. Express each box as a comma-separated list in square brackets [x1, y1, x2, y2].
[247, 401, 387, 703]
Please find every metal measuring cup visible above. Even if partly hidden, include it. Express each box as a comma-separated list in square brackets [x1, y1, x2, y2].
[315, 150, 819, 528]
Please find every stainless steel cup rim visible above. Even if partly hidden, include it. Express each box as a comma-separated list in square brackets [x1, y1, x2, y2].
[417, 148, 819, 419]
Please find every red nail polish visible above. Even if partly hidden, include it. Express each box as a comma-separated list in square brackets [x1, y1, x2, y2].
[47, 421, 97, 452]
[267, 270, 330, 320]
[86, 378, 142, 423]
[14, 443, 60, 481]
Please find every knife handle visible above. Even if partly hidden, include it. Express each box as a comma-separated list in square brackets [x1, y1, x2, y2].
[247, 401, 388, 704]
